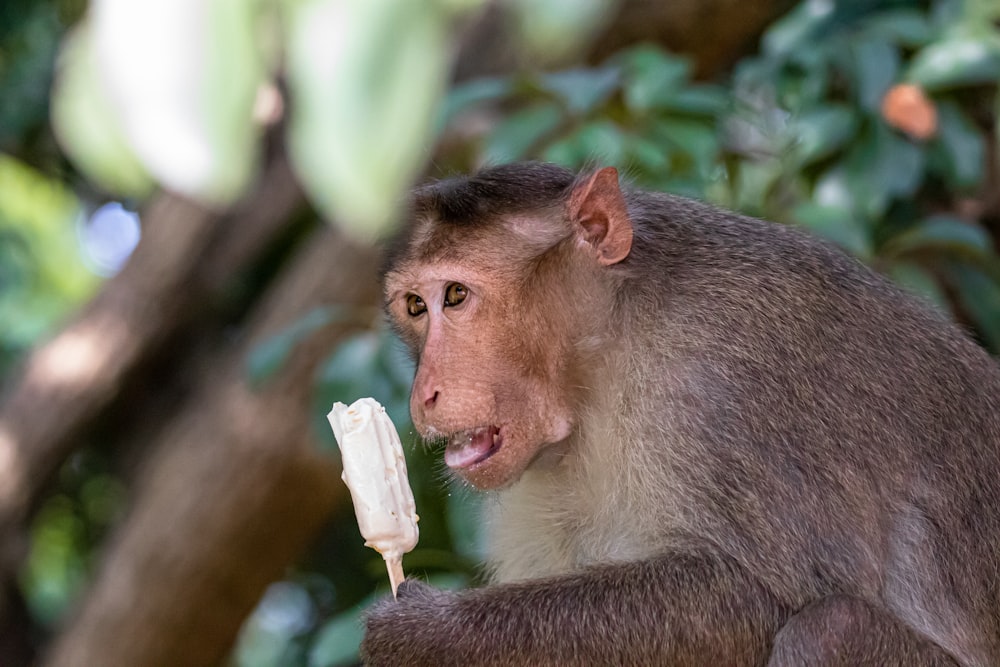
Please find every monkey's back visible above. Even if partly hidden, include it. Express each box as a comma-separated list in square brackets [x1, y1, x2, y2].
[621, 192, 1000, 663]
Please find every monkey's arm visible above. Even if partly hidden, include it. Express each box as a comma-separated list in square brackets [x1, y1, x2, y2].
[360, 549, 791, 667]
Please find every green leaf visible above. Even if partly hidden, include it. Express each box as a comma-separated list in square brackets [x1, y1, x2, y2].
[536, 119, 626, 168]
[962, 0, 1000, 23]
[792, 202, 872, 259]
[850, 37, 900, 111]
[626, 135, 672, 175]
[842, 123, 925, 219]
[792, 106, 859, 166]
[314, 331, 400, 442]
[309, 324, 424, 442]
[656, 86, 728, 116]
[376, 330, 416, 395]
[650, 119, 718, 177]
[762, 0, 836, 57]
[484, 102, 563, 163]
[49, 24, 153, 198]
[563, 120, 628, 166]
[619, 46, 693, 113]
[864, 9, 936, 47]
[780, 47, 833, 108]
[373, 330, 415, 426]
[930, 100, 985, 188]
[906, 37, 1000, 90]
[930, 0, 964, 28]
[962, 0, 1000, 24]
[537, 67, 620, 115]
[89, 0, 263, 204]
[732, 160, 782, 215]
[246, 306, 358, 386]
[440, 77, 512, 129]
[884, 215, 993, 259]
[540, 136, 581, 168]
[879, 131, 925, 197]
[287, 0, 458, 239]
[0, 156, 99, 344]
[308, 602, 368, 667]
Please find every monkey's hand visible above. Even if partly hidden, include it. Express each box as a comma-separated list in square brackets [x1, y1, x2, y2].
[360, 579, 460, 667]
[361, 553, 789, 666]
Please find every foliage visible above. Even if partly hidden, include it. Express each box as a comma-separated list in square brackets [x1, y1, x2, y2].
[723, 0, 1000, 350]
[20, 452, 126, 627]
[52, 0, 621, 239]
[50, 0, 478, 228]
[0, 155, 97, 371]
[0, 0, 94, 371]
[443, 45, 726, 198]
[0, 0, 85, 158]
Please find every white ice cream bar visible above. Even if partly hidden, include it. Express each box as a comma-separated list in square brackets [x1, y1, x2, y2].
[328, 398, 418, 594]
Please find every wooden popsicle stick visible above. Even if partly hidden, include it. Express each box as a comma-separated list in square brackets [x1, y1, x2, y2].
[386, 557, 405, 598]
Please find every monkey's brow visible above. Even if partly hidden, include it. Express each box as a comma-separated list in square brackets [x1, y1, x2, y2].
[384, 264, 492, 294]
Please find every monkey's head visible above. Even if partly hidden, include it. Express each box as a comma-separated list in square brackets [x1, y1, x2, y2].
[383, 163, 633, 489]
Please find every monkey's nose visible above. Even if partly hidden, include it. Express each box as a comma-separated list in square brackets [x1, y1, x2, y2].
[412, 381, 439, 411]
[411, 369, 439, 415]
[424, 390, 439, 409]
[411, 388, 438, 425]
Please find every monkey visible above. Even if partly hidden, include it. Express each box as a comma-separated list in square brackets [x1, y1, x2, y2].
[365, 161, 1000, 666]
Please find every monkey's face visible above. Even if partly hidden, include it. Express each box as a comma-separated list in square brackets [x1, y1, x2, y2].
[384, 257, 577, 490]
[383, 165, 633, 489]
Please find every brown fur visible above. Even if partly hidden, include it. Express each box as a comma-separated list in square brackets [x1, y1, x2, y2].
[368, 162, 1000, 666]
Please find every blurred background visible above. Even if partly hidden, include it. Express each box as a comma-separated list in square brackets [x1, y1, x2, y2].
[1, 0, 998, 664]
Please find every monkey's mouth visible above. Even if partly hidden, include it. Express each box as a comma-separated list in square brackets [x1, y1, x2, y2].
[444, 426, 502, 470]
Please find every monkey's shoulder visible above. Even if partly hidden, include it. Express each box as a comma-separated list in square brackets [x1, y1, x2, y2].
[632, 194, 875, 286]
[621, 192, 1000, 449]
[628, 193, 965, 341]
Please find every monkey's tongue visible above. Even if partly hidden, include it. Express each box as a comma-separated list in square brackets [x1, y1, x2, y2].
[444, 426, 500, 470]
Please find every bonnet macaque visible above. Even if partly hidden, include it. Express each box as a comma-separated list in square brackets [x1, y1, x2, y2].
[368, 162, 1000, 666]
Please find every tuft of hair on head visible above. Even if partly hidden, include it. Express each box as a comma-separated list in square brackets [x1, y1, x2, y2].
[383, 162, 581, 272]
[412, 162, 578, 226]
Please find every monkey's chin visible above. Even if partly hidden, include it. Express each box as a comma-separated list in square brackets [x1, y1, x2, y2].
[444, 425, 502, 471]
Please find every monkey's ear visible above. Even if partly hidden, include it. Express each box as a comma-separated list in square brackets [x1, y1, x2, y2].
[568, 167, 633, 265]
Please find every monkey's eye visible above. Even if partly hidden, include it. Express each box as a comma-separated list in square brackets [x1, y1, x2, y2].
[405, 294, 427, 317]
[444, 282, 468, 308]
